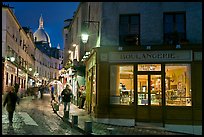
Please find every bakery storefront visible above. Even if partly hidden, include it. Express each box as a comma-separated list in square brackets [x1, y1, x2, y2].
[89, 47, 202, 134]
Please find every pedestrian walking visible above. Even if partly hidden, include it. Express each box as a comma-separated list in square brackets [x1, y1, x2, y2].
[57, 89, 62, 105]
[78, 87, 82, 108]
[39, 85, 44, 99]
[79, 85, 86, 109]
[3, 86, 20, 126]
[14, 83, 19, 93]
[50, 85, 55, 103]
[61, 85, 72, 111]
[38, 85, 42, 99]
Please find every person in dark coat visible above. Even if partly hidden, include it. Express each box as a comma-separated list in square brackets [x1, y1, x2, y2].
[39, 85, 44, 99]
[50, 85, 55, 103]
[3, 86, 19, 126]
[79, 86, 86, 109]
[61, 85, 72, 111]
[14, 83, 19, 93]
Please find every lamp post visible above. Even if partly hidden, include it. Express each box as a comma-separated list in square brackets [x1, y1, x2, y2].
[81, 20, 100, 62]
[81, 20, 100, 44]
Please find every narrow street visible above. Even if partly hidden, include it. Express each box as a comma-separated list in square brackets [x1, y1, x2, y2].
[2, 94, 83, 135]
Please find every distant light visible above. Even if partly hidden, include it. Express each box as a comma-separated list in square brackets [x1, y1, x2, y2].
[68, 50, 72, 53]
[29, 67, 32, 71]
[176, 44, 181, 49]
[85, 52, 90, 56]
[73, 44, 77, 47]
[118, 47, 123, 51]
[10, 57, 15, 62]
[146, 46, 151, 50]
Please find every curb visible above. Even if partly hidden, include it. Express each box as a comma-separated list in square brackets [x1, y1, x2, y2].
[50, 102, 191, 135]
[51, 103, 89, 135]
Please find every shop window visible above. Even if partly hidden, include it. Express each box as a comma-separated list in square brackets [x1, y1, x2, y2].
[137, 75, 148, 105]
[110, 65, 134, 105]
[138, 64, 161, 71]
[150, 75, 162, 105]
[165, 64, 191, 106]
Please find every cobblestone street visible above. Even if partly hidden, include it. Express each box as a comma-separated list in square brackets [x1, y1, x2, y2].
[2, 94, 83, 135]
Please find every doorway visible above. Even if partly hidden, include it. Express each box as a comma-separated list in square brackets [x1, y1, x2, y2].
[137, 73, 163, 123]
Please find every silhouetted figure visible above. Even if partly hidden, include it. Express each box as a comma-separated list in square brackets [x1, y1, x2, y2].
[61, 85, 72, 111]
[79, 86, 86, 109]
[14, 83, 19, 93]
[39, 85, 44, 99]
[3, 86, 19, 126]
[50, 85, 55, 103]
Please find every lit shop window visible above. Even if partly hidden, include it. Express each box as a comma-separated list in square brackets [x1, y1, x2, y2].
[137, 75, 148, 105]
[137, 75, 162, 106]
[138, 64, 161, 71]
[165, 64, 191, 106]
[137, 64, 162, 106]
[110, 65, 134, 105]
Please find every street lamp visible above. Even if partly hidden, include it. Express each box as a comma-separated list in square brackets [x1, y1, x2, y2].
[9, 56, 19, 84]
[8, 56, 20, 93]
[28, 67, 32, 72]
[81, 20, 100, 44]
[81, 33, 89, 44]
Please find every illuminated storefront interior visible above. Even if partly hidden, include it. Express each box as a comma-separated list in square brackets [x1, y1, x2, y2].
[110, 64, 191, 106]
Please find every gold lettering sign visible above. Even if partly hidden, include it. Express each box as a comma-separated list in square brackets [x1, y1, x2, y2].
[109, 50, 192, 62]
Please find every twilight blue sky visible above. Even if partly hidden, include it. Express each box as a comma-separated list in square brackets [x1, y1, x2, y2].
[3, 2, 80, 50]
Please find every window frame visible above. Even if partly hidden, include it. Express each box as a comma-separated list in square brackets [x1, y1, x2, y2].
[119, 14, 140, 46]
[163, 12, 186, 45]
[110, 64, 135, 105]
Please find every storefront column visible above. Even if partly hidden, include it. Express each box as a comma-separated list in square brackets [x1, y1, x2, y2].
[110, 65, 120, 104]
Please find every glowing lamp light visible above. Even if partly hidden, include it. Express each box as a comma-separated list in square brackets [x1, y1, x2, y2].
[81, 33, 89, 44]
[10, 57, 15, 62]
[29, 67, 32, 71]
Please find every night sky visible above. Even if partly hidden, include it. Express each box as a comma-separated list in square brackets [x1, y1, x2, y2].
[3, 2, 80, 50]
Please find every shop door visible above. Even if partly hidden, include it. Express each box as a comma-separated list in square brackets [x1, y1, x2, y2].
[137, 74, 163, 123]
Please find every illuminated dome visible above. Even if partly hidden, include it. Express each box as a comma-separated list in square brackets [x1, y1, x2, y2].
[33, 14, 52, 47]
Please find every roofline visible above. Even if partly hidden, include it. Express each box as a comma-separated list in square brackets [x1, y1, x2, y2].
[65, 2, 83, 31]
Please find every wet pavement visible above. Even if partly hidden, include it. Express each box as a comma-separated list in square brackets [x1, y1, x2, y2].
[2, 94, 83, 135]
[2, 93, 190, 135]
[52, 100, 189, 135]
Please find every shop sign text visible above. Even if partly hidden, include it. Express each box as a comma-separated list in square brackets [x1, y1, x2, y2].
[109, 50, 192, 62]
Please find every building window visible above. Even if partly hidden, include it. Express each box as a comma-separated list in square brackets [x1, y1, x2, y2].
[11, 74, 13, 86]
[21, 79, 23, 88]
[55, 63, 57, 69]
[15, 76, 17, 84]
[119, 14, 140, 46]
[55, 72, 57, 79]
[165, 64, 191, 106]
[110, 65, 134, 105]
[24, 79, 26, 88]
[6, 72, 9, 85]
[163, 13, 186, 45]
